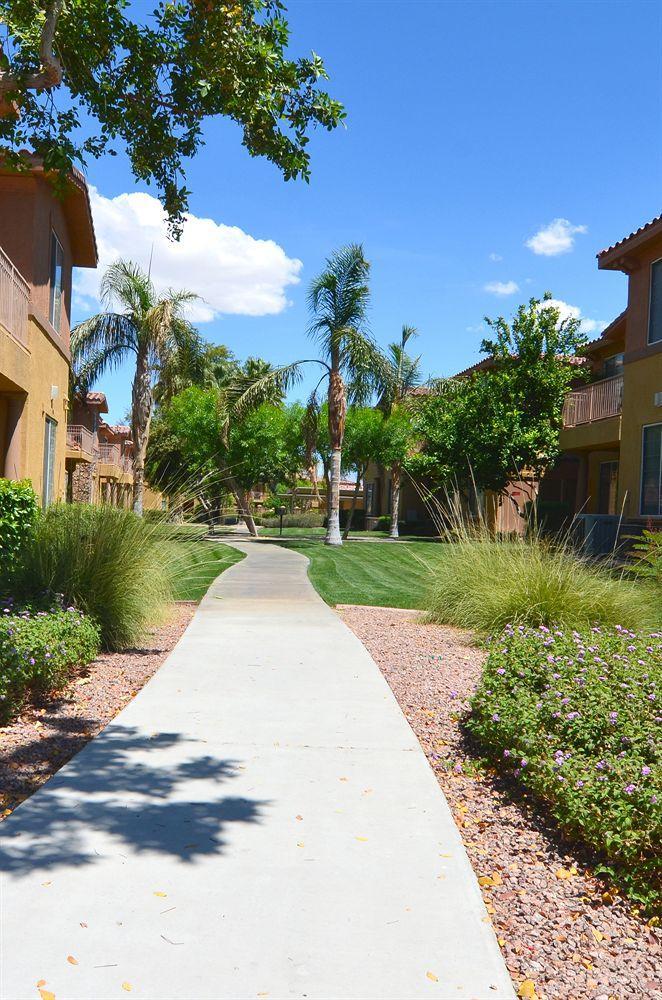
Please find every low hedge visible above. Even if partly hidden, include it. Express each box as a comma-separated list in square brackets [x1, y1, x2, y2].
[467, 623, 661, 910]
[0, 600, 101, 722]
[0, 479, 38, 572]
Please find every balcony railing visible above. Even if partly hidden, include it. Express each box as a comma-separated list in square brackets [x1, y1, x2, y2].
[562, 374, 624, 428]
[98, 443, 122, 467]
[0, 245, 29, 348]
[66, 424, 96, 457]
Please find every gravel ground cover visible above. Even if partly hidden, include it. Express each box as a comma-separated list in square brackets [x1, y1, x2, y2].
[339, 605, 661, 1000]
[0, 604, 196, 817]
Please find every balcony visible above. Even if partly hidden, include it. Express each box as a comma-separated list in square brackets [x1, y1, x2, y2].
[66, 424, 97, 462]
[97, 442, 122, 477]
[0, 245, 29, 348]
[562, 374, 623, 427]
[560, 375, 623, 451]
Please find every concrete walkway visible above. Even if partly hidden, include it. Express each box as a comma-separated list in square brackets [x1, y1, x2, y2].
[1, 542, 514, 1000]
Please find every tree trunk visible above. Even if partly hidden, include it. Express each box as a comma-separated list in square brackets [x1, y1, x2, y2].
[310, 464, 322, 506]
[390, 463, 401, 538]
[342, 464, 366, 540]
[132, 349, 153, 517]
[236, 487, 258, 536]
[325, 369, 346, 547]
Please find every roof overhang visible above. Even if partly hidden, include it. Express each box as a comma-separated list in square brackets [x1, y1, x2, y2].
[598, 215, 662, 272]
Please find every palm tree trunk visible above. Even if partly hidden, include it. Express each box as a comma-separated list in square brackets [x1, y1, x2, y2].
[325, 369, 346, 547]
[343, 464, 366, 540]
[131, 349, 153, 517]
[310, 464, 322, 506]
[390, 462, 402, 538]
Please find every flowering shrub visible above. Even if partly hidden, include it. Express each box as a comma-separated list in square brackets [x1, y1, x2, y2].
[0, 599, 100, 722]
[467, 624, 661, 908]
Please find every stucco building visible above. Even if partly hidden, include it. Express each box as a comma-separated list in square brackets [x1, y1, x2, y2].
[0, 159, 97, 504]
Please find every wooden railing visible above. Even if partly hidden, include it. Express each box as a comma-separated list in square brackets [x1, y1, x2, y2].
[99, 443, 122, 467]
[66, 424, 96, 456]
[562, 375, 624, 427]
[0, 244, 29, 348]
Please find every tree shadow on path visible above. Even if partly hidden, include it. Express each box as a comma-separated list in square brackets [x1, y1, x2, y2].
[0, 724, 266, 876]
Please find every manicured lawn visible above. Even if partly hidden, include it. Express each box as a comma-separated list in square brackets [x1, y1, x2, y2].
[169, 541, 245, 601]
[259, 526, 432, 541]
[277, 538, 448, 608]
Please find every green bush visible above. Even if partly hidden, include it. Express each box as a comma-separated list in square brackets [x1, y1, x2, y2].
[0, 600, 100, 722]
[0, 479, 38, 571]
[466, 624, 661, 908]
[630, 529, 662, 586]
[9, 504, 173, 650]
[425, 536, 660, 633]
[261, 511, 324, 529]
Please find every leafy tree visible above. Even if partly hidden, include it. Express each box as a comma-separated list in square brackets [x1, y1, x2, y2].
[0, 1, 345, 232]
[235, 244, 383, 545]
[71, 259, 199, 515]
[408, 294, 587, 498]
[340, 406, 384, 538]
[375, 324, 421, 537]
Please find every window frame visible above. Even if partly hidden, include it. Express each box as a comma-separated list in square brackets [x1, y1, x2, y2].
[49, 230, 64, 332]
[42, 416, 57, 508]
[647, 257, 662, 346]
[640, 421, 662, 517]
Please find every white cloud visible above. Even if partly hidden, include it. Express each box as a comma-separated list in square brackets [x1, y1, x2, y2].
[484, 280, 519, 296]
[525, 218, 587, 256]
[74, 187, 303, 322]
[488, 252, 503, 262]
[539, 298, 606, 334]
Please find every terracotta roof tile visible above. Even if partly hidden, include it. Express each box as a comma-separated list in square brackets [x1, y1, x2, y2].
[598, 214, 662, 258]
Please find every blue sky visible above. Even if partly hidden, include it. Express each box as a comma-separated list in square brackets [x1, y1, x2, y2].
[74, 0, 662, 423]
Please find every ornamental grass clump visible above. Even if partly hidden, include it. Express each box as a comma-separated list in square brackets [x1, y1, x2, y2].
[0, 599, 100, 722]
[9, 504, 173, 651]
[467, 623, 661, 909]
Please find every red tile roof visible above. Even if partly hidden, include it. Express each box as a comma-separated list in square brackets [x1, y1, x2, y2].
[598, 214, 662, 265]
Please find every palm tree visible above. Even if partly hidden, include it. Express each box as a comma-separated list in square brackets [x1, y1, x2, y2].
[235, 244, 382, 546]
[71, 260, 199, 515]
[377, 324, 422, 538]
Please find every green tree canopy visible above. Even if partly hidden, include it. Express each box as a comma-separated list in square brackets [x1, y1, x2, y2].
[0, 1, 345, 231]
[408, 294, 587, 494]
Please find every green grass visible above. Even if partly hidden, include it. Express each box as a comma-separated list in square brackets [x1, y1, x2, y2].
[259, 526, 431, 541]
[168, 541, 245, 601]
[276, 538, 448, 607]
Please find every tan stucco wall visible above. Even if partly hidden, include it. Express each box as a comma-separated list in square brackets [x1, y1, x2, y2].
[559, 414, 621, 452]
[1, 313, 69, 502]
[617, 353, 662, 517]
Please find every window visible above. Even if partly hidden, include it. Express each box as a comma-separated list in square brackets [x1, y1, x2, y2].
[49, 231, 64, 331]
[641, 423, 662, 516]
[42, 417, 57, 507]
[648, 260, 662, 345]
[603, 353, 624, 378]
[598, 461, 618, 515]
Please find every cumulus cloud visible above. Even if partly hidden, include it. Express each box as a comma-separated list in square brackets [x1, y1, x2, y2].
[489, 252, 503, 262]
[484, 280, 519, 296]
[539, 298, 606, 334]
[73, 187, 303, 322]
[525, 218, 587, 256]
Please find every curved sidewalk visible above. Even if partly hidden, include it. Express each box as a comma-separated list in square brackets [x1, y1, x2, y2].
[1, 541, 514, 1000]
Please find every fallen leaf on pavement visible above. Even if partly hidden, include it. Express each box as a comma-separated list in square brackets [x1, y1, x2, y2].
[38, 990, 55, 1000]
[426, 971, 439, 982]
[518, 980, 537, 999]
[121, 984, 132, 993]
[67, 955, 78, 965]
[153, 892, 167, 898]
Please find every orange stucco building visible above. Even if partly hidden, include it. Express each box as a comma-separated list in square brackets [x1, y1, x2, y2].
[0, 160, 97, 504]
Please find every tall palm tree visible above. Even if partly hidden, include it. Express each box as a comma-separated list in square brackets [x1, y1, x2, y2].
[234, 244, 381, 545]
[71, 260, 199, 515]
[377, 324, 422, 538]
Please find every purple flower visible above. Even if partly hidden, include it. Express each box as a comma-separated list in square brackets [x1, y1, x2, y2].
[449, 690, 458, 700]
[503, 749, 511, 758]
[624, 784, 636, 795]
[609, 712, 618, 723]
[641, 766, 651, 777]
[520, 759, 527, 767]
[454, 763, 463, 773]
[576, 780, 584, 788]
[496, 668, 506, 675]
[492, 713, 500, 722]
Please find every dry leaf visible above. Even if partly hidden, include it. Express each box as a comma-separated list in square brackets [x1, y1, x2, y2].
[518, 980, 537, 999]
[581, 959, 593, 970]
[153, 891, 167, 898]
[80, 922, 88, 928]
[338, 777, 348, 782]
[497, 938, 505, 947]
[38, 990, 56, 1000]
[121, 984, 132, 993]
[555, 868, 574, 880]
[36, 981, 46, 988]
[355, 836, 368, 842]
[296, 842, 304, 848]
[67, 955, 78, 965]
[41, 881, 52, 887]
[295, 815, 303, 821]
[426, 971, 439, 982]
[590, 928, 604, 943]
